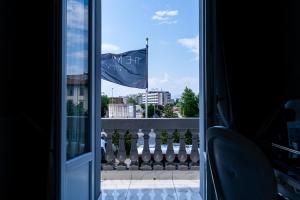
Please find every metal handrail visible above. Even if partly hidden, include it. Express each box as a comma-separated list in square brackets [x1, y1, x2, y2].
[272, 143, 300, 155]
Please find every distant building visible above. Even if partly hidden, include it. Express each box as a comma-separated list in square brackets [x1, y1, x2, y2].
[137, 95, 143, 105]
[123, 94, 143, 105]
[142, 90, 171, 106]
[122, 96, 129, 104]
[135, 105, 143, 118]
[67, 74, 88, 111]
[108, 104, 136, 118]
[109, 97, 123, 104]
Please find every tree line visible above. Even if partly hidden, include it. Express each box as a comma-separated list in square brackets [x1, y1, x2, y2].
[100, 86, 199, 118]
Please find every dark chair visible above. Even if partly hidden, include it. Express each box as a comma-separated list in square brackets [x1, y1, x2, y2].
[207, 126, 277, 200]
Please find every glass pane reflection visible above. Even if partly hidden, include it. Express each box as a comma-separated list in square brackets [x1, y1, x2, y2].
[66, 0, 89, 160]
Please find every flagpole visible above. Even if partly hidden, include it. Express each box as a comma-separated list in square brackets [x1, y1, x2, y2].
[145, 37, 149, 118]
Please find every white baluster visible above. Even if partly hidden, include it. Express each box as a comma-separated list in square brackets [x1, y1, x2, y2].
[153, 130, 164, 170]
[190, 131, 200, 170]
[136, 128, 144, 159]
[137, 129, 144, 149]
[165, 131, 176, 170]
[116, 131, 127, 170]
[178, 130, 188, 170]
[140, 130, 152, 170]
[102, 131, 115, 170]
[129, 131, 139, 170]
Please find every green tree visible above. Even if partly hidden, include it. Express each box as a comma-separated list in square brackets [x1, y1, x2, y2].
[185, 130, 192, 145]
[180, 87, 199, 117]
[160, 130, 179, 143]
[67, 100, 86, 116]
[175, 98, 180, 105]
[148, 104, 155, 117]
[142, 104, 154, 118]
[173, 130, 180, 143]
[112, 130, 119, 147]
[127, 97, 137, 105]
[160, 131, 168, 144]
[101, 95, 109, 117]
[163, 104, 178, 118]
[111, 130, 131, 157]
[141, 104, 164, 118]
[76, 102, 86, 115]
[67, 100, 75, 116]
[153, 104, 163, 117]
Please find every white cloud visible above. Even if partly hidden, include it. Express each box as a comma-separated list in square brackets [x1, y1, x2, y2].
[152, 10, 178, 24]
[67, 32, 88, 45]
[67, 0, 88, 30]
[102, 43, 121, 53]
[177, 35, 199, 59]
[159, 20, 178, 25]
[154, 10, 178, 19]
[148, 73, 199, 98]
[68, 50, 88, 59]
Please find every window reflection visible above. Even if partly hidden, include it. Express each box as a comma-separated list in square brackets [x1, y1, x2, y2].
[66, 0, 89, 160]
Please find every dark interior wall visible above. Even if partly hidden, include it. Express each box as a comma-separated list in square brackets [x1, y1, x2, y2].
[0, 1, 57, 199]
[212, 0, 300, 154]
[217, 0, 284, 135]
[284, 1, 300, 99]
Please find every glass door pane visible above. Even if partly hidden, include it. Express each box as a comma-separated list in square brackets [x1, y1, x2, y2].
[66, 0, 89, 160]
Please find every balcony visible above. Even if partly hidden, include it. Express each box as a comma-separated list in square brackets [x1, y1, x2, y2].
[101, 174, 200, 200]
[100, 118, 201, 200]
[101, 118, 199, 171]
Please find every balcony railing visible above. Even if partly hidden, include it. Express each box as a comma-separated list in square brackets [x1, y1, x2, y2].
[101, 118, 199, 171]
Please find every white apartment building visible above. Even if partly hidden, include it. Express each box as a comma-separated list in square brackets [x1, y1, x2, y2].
[108, 104, 136, 118]
[142, 91, 171, 106]
[67, 74, 88, 111]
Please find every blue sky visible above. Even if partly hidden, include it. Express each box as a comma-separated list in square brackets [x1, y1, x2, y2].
[102, 0, 199, 99]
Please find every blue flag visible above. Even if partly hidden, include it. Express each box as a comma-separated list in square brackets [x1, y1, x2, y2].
[101, 48, 148, 89]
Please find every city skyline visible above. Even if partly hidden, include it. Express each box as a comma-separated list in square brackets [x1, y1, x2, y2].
[101, 88, 195, 100]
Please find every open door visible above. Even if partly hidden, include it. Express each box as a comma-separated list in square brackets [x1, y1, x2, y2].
[60, 0, 101, 199]
[199, 0, 207, 200]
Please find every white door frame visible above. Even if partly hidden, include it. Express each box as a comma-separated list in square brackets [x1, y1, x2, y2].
[90, 0, 206, 199]
[199, 0, 207, 199]
[95, 0, 102, 199]
[60, 0, 99, 199]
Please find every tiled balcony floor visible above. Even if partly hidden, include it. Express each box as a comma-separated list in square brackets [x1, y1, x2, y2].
[101, 171, 201, 200]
